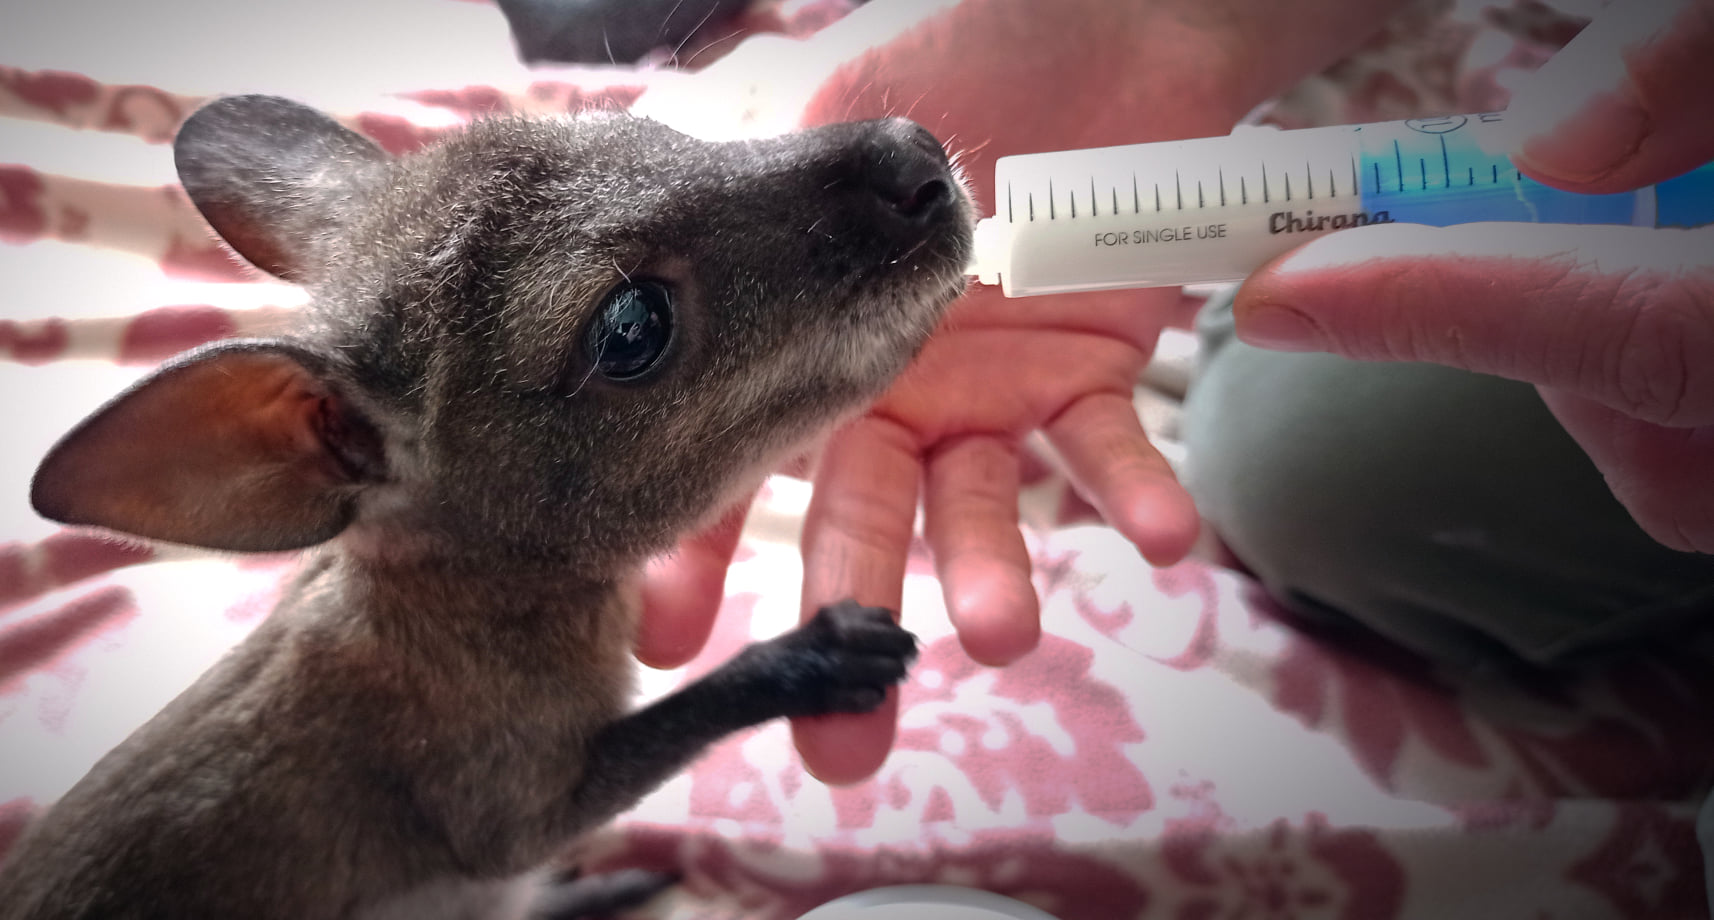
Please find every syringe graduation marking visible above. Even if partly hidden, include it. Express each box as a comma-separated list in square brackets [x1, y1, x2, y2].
[1028, 145, 1363, 223]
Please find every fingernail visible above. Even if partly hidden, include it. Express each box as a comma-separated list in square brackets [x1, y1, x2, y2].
[1235, 304, 1326, 352]
[1513, 89, 1648, 184]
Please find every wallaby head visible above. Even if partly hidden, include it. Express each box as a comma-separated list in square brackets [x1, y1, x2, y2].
[5, 96, 966, 920]
[30, 95, 973, 573]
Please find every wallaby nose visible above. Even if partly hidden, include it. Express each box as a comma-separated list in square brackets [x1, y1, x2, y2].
[861, 118, 955, 227]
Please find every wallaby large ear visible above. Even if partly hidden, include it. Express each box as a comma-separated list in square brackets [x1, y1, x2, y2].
[174, 95, 388, 282]
[31, 341, 386, 552]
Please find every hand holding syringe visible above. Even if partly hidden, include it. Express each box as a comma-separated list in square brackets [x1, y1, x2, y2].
[1216, 0, 1714, 555]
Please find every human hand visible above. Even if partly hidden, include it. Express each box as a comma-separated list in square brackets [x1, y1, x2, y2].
[1233, 0, 1714, 553]
[640, 0, 1424, 784]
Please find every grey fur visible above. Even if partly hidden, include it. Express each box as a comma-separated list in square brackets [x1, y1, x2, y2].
[0, 95, 971, 919]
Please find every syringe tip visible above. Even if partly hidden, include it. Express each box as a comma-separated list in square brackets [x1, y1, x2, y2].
[967, 217, 1007, 286]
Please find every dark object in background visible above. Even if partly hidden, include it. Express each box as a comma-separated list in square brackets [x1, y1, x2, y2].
[496, 0, 755, 64]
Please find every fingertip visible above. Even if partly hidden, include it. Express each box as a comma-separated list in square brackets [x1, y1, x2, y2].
[634, 630, 708, 670]
[1115, 477, 1201, 567]
[944, 569, 1041, 666]
[635, 556, 723, 669]
[1043, 392, 1203, 567]
[792, 695, 900, 785]
[958, 625, 1040, 668]
[637, 579, 716, 664]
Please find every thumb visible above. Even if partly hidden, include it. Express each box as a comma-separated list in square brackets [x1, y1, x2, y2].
[1504, 0, 1714, 194]
[1233, 221, 1714, 427]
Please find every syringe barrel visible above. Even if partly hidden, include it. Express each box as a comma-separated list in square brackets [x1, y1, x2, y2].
[972, 112, 1714, 297]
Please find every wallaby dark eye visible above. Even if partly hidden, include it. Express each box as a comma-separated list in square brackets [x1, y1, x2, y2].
[585, 281, 674, 381]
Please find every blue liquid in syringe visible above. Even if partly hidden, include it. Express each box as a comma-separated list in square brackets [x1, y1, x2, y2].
[1356, 114, 1714, 229]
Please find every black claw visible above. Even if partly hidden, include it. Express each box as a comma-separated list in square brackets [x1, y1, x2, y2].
[835, 687, 887, 713]
[832, 655, 909, 687]
[731, 598, 918, 720]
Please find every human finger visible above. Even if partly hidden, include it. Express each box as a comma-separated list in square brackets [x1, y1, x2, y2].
[1506, 0, 1714, 193]
[792, 415, 922, 784]
[635, 499, 751, 669]
[1044, 391, 1200, 566]
[1538, 388, 1714, 553]
[1234, 221, 1714, 427]
[922, 434, 1040, 666]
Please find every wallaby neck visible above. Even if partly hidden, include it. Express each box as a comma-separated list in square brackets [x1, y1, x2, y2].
[338, 503, 646, 582]
[285, 542, 641, 671]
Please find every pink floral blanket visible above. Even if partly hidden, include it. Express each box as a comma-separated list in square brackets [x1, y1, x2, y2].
[3, 2, 1711, 917]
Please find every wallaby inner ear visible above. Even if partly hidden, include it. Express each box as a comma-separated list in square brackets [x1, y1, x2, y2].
[174, 94, 388, 282]
[31, 341, 386, 553]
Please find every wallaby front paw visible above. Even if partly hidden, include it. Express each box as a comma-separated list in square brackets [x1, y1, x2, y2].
[735, 600, 917, 720]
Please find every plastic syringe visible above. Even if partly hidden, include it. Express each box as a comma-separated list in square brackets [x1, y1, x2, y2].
[967, 111, 1714, 297]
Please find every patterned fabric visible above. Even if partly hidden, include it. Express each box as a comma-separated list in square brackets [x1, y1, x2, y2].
[5, 2, 1710, 917]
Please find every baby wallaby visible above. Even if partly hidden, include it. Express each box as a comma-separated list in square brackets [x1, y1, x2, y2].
[0, 95, 972, 918]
